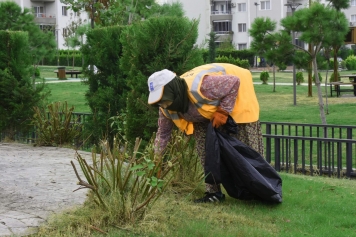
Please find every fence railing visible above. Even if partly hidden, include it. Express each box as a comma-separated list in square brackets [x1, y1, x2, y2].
[1, 117, 355, 178]
[261, 122, 356, 178]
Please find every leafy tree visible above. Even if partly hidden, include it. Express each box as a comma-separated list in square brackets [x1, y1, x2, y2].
[61, 0, 161, 27]
[324, 0, 350, 83]
[0, 1, 56, 85]
[63, 15, 89, 67]
[249, 17, 293, 92]
[281, 2, 349, 125]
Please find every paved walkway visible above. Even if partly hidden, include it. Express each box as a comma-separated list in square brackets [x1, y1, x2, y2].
[0, 143, 92, 236]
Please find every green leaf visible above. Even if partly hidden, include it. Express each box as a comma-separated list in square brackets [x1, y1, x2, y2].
[130, 164, 144, 171]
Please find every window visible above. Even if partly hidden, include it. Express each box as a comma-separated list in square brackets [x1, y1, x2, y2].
[63, 28, 68, 37]
[213, 21, 232, 34]
[238, 3, 246, 12]
[74, 11, 81, 17]
[33, 6, 44, 17]
[351, 14, 356, 22]
[238, 23, 247, 32]
[295, 39, 305, 49]
[261, 1, 271, 10]
[352, 0, 356, 7]
[62, 6, 67, 16]
[238, 44, 247, 50]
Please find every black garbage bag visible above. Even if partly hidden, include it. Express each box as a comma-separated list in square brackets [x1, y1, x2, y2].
[205, 122, 282, 203]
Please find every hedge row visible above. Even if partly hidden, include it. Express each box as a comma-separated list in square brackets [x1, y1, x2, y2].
[40, 55, 82, 67]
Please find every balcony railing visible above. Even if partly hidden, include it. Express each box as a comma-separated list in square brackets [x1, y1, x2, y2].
[34, 13, 56, 18]
[214, 31, 233, 35]
[211, 10, 231, 15]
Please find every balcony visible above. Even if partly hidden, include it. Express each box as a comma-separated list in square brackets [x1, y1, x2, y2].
[210, 1, 232, 22]
[211, 14, 232, 22]
[34, 13, 56, 25]
[215, 33, 233, 43]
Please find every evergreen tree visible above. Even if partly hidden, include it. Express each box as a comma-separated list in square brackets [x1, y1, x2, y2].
[0, 31, 48, 138]
[208, 31, 217, 63]
[120, 16, 203, 145]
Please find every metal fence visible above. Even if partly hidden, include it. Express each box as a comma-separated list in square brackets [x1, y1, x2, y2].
[1, 116, 355, 178]
[261, 122, 356, 178]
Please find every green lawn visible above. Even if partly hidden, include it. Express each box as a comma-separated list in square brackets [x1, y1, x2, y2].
[44, 82, 90, 113]
[255, 84, 356, 125]
[40, 70, 356, 125]
[36, 173, 356, 237]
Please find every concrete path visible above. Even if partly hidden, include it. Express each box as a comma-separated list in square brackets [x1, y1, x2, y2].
[0, 143, 92, 236]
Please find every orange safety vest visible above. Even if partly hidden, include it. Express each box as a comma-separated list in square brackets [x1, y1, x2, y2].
[161, 63, 260, 135]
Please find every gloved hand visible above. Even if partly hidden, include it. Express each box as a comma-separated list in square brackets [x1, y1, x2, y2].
[211, 107, 229, 128]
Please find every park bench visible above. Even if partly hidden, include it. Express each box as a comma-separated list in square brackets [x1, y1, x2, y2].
[54, 69, 82, 78]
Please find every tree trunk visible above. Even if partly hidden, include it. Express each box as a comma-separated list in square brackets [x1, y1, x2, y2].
[273, 64, 276, 92]
[308, 43, 313, 97]
[312, 59, 327, 125]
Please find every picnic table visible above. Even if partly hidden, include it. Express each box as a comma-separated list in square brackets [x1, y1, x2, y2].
[54, 69, 82, 78]
[329, 74, 356, 97]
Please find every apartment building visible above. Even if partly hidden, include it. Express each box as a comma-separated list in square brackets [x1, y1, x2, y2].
[163, 0, 356, 49]
[0, 0, 89, 49]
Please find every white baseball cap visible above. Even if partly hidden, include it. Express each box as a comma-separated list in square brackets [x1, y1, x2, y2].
[147, 69, 176, 104]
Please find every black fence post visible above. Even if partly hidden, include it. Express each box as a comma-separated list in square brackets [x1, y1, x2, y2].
[346, 127, 353, 178]
[266, 123, 271, 163]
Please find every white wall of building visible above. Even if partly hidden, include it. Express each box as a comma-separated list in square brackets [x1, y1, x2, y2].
[161, 0, 355, 49]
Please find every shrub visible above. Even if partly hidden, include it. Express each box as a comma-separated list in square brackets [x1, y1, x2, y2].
[34, 67, 40, 77]
[345, 55, 356, 70]
[69, 130, 201, 225]
[312, 72, 323, 84]
[32, 101, 83, 147]
[296, 72, 304, 85]
[277, 63, 287, 71]
[329, 71, 340, 82]
[215, 48, 255, 66]
[215, 55, 250, 69]
[259, 71, 269, 84]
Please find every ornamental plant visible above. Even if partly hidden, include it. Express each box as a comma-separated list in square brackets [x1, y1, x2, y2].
[296, 71, 304, 85]
[329, 71, 340, 82]
[260, 71, 269, 84]
[32, 101, 82, 146]
[312, 72, 323, 84]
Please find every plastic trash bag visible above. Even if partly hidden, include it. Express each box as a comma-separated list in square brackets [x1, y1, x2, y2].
[205, 122, 283, 203]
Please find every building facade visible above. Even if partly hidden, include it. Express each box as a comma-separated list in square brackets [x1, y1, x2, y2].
[163, 0, 356, 49]
[0, 0, 89, 49]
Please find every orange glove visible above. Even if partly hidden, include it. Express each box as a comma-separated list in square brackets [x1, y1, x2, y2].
[211, 107, 229, 128]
